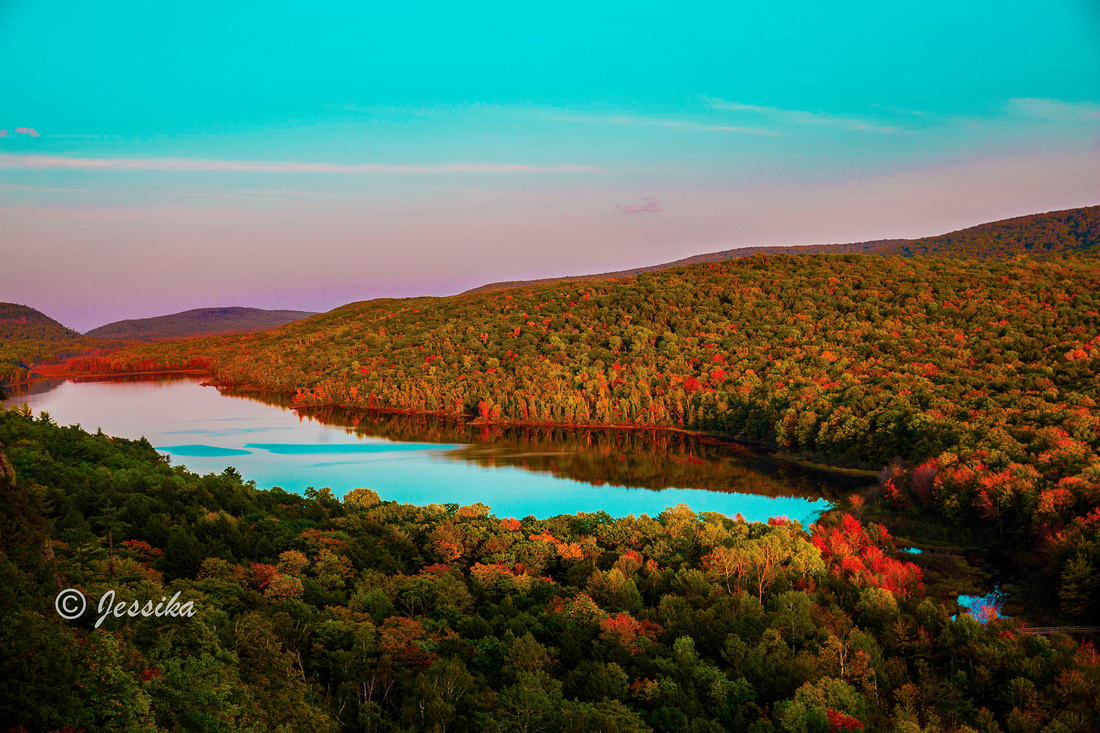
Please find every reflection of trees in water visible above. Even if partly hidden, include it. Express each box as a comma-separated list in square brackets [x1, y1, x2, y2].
[3, 374, 201, 401]
[3, 378, 65, 400]
[71, 373, 200, 385]
[221, 385, 865, 499]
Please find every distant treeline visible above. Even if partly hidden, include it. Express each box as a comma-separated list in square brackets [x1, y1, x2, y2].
[466, 205, 1100, 293]
[4, 409, 1100, 732]
[85, 306, 318, 341]
[221, 394, 864, 499]
[0, 303, 120, 384]
[872, 205, 1100, 259]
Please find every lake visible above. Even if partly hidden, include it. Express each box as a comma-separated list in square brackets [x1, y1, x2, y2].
[4, 376, 853, 522]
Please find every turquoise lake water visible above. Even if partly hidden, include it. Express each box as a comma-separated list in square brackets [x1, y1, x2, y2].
[5, 377, 845, 522]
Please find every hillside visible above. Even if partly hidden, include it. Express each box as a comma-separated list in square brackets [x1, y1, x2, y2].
[83, 253, 1100, 608]
[462, 240, 897, 294]
[0, 303, 112, 384]
[466, 205, 1099, 294]
[875, 205, 1100, 258]
[0, 302, 83, 342]
[85, 306, 318, 340]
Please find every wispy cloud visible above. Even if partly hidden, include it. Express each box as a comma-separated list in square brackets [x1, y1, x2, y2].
[704, 97, 903, 133]
[0, 130, 6, 138]
[0, 154, 601, 174]
[0, 181, 342, 199]
[535, 110, 777, 136]
[616, 197, 661, 213]
[171, 191, 295, 202]
[193, 188, 356, 198]
[15, 127, 40, 137]
[0, 181, 113, 195]
[1009, 97, 1100, 122]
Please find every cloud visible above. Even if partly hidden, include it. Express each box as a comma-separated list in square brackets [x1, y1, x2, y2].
[0, 154, 601, 175]
[171, 191, 292, 202]
[704, 97, 902, 133]
[0, 130, 6, 137]
[1009, 97, 1100, 122]
[534, 110, 777, 136]
[616, 197, 661, 213]
[15, 127, 40, 137]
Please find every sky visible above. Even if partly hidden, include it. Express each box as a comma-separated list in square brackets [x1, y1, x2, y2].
[1, 0, 1098, 332]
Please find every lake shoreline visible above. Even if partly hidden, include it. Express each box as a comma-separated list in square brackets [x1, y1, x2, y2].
[7, 375, 838, 524]
[12, 372, 1017, 619]
[215, 379, 883, 481]
[6, 366, 211, 386]
[14, 367, 882, 483]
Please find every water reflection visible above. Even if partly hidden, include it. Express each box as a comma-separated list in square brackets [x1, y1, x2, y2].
[5, 376, 860, 521]
[219, 386, 868, 501]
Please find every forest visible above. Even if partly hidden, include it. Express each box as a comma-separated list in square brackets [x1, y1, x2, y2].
[4, 406, 1100, 733]
[466, 205, 1100, 295]
[871, 206, 1100, 260]
[67, 251, 1100, 625]
[0, 304, 118, 386]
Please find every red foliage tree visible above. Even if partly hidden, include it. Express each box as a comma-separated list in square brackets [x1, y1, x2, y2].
[812, 515, 923, 597]
[826, 708, 864, 731]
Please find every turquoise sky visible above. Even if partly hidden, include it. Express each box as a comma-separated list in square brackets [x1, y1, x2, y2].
[2, 0, 1098, 330]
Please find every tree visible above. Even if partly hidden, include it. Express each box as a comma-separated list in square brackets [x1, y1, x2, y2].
[493, 671, 563, 733]
[777, 677, 866, 733]
[344, 487, 382, 509]
[91, 503, 127, 579]
[162, 528, 203, 579]
[1059, 554, 1099, 620]
[408, 658, 476, 732]
[702, 546, 752, 594]
[744, 529, 824, 601]
[560, 699, 652, 733]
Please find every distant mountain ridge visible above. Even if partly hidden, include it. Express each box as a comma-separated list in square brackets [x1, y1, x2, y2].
[86, 307, 318, 341]
[464, 205, 1100, 294]
[873, 205, 1100, 259]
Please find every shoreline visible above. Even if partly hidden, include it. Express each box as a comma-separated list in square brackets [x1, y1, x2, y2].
[9, 369, 1017, 617]
[11, 368, 881, 481]
[216, 380, 881, 480]
[3, 366, 211, 386]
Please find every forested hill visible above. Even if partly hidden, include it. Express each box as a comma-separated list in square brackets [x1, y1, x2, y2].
[466, 205, 1099, 294]
[875, 205, 1100, 258]
[89, 253, 1100, 609]
[461, 240, 898, 295]
[85, 306, 318, 340]
[0, 302, 83, 342]
[0, 303, 113, 384]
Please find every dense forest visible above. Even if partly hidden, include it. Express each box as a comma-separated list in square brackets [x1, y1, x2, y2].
[4, 407, 1100, 733]
[86, 307, 318, 341]
[71, 251, 1100, 622]
[0, 304, 118, 385]
[467, 206, 1100, 293]
[873, 206, 1100, 260]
